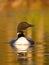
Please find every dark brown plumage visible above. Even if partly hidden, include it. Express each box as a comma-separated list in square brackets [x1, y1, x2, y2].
[17, 22, 34, 32]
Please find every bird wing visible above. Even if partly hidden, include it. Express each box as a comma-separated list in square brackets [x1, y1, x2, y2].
[10, 38, 18, 50]
[26, 38, 34, 47]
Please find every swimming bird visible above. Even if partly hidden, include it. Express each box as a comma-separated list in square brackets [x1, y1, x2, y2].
[10, 22, 34, 57]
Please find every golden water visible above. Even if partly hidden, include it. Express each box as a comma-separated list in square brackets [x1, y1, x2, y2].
[0, 42, 49, 65]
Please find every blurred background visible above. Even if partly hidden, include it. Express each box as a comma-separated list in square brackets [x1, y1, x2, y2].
[0, 0, 49, 65]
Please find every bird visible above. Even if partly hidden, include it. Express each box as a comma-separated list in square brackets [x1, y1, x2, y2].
[10, 22, 34, 58]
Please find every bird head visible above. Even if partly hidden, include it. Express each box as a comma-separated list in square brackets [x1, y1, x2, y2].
[17, 22, 34, 32]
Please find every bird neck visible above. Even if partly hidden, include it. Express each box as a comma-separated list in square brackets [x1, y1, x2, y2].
[17, 31, 25, 38]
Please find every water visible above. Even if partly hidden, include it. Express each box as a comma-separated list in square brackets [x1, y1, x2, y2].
[0, 42, 49, 65]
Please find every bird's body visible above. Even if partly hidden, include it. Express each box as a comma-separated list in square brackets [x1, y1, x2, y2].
[14, 37, 30, 52]
[10, 36, 34, 52]
[10, 22, 34, 58]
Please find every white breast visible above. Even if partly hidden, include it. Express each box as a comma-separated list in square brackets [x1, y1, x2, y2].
[14, 37, 30, 52]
